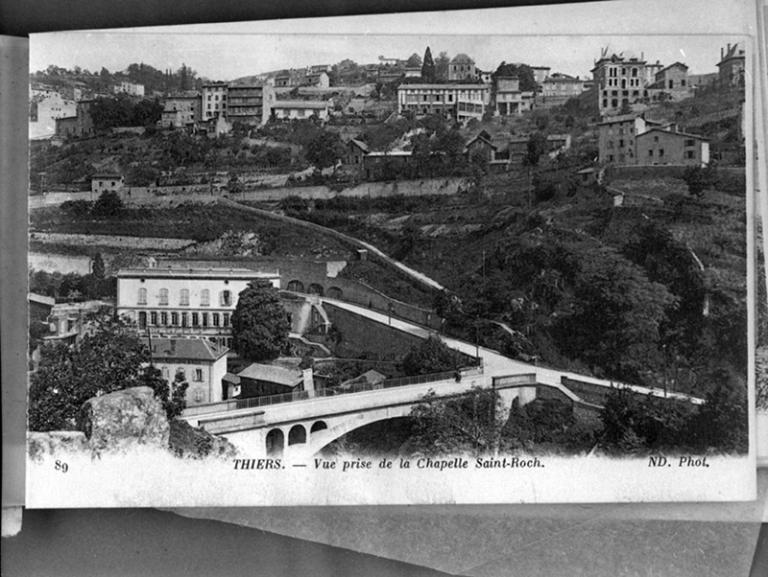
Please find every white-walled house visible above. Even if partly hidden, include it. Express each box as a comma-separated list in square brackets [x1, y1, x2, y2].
[148, 337, 229, 405]
[117, 266, 281, 349]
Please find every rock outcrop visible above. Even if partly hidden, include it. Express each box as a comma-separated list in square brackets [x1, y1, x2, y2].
[169, 419, 237, 459]
[77, 386, 170, 453]
[27, 431, 89, 461]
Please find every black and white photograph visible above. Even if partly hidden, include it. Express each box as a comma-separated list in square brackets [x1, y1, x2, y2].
[23, 5, 757, 506]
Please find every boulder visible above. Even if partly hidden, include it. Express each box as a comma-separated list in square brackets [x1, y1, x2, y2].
[78, 386, 169, 452]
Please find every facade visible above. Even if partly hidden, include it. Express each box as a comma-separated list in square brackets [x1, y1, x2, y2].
[115, 81, 145, 97]
[648, 62, 690, 102]
[598, 113, 708, 167]
[91, 173, 125, 194]
[116, 267, 281, 349]
[29, 93, 77, 139]
[635, 128, 709, 166]
[235, 363, 304, 398]
[267, 99, 331, 122]
[541, 73, 589, 103]
[226, 84, 267, 125]
[201, 82, 228, 121]
[148, 337, 229, 406]
[448, 54, 476, 81]
[397, 84, 490, 122]
[159, 93, 201, 129]
[343, 138, 369, 170]
[717, 42, 745, 87]
[44, 300, 114, 344]
[592, 51, 660, 116]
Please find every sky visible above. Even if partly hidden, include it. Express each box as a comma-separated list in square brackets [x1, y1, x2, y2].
[29, 1, 751, 82]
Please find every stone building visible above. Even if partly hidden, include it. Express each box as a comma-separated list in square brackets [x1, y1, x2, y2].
[448, 54, 476, 81]
[717, 42, 745, 87]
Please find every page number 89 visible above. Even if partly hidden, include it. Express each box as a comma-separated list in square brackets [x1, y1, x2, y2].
[55, 460, 69, 473]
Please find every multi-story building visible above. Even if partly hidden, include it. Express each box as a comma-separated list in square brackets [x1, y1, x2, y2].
[598, 113, 708, 167]
[226, 84, 267, 125]
[648, 62, 690, 102]
[448, 54, 476, 81]
[201, 82, 228, 121]
[159, 92, 201, 129]
[636, 128, 709, 166]
[91, 173, 125, 194]
[147, 337, 229, 406]
[267, 99, 331, 123]
[116, 266, 281, 349]
[592, 50, 666, 116]
[29, 92, 77, 139]
[114, 81, 145, 97]
[540, 73, 589, 105]
[397, 83, 490, 122]
[717, 42, 745, 87]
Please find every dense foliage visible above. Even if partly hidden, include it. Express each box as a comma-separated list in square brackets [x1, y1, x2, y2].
[231, 280, 291, 362]
[28, 315, 182, 431]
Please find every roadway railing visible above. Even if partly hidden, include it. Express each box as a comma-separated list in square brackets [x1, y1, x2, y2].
[182, 366, 484, 418]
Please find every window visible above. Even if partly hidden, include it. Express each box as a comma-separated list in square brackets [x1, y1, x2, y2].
[176, 368, 186, 381]
[171, 312, 179, 326]
[648, 149, 654, 157]
[685, 139, 695, 146]
[194, 390, 204, 403]
[658, 149, 664, 157]
[221, 290, 232, 306]
[194, 368, 203, 382]
[161, 367, 169, 380]
[138, 312, 147, 329]
[668, 79, 674, 89]
[653, 136, 659, 142]
[150, 311, 158, 326]
[159, 288, 169, 306]
[223, 313, 230, 327]
[181, 313, 188, 328]
[681, 79, 686, 87]
[138, 287, 147, 305]
[212, 313, 220, 327]
[202, 313, 209, 327]
[619, 139, 625, 147]
[161, 312, 168, 326]
[192, 312, 199, 327]
[180, 289, 189, 306]
[200, 289, 210, 306]
[686, 150, 695, 159]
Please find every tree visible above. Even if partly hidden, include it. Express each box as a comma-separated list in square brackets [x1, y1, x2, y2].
[231, 280, 291, 362]
[421, 47, 436, 82]
[434, 51, 450, 81]
[142, 366, 189, 419]
[492, 62, 538, 92]
[92, 253, 105, 281]
[28, 315, 151, 431]
[92, 190, 124, 218]
[401, 335, 462, 376]
[305, 130, 345, 169]
[407, 387, 505, 455]
[682, 165, 708, 198]
[406, 52, 423, 68]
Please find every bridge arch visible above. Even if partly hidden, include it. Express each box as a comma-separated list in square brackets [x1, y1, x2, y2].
[310, 421, 328, 434]
[288, 424, 307, 445]
[326, 286, 343, 299]
[266, 428, 284, 456]
[286, 280, 305, 292]
[308, 283, 324, 296]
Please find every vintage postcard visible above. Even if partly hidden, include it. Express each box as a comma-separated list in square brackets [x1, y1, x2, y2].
[25, 13, 756, 506]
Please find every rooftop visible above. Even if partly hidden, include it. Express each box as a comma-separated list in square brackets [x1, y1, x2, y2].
[271, 100, 330, 109]
[149, 337, 228, 362]
[398, 83, 489, 90]
[117, 267, 280, 279]
[237, 363, 303, 388]
[451, 53, 475, 65]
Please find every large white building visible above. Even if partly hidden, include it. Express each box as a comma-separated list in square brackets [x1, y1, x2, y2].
[202, 82, 229, 121]
[117, 266, 281, 349]
[397, 83, 491, 122]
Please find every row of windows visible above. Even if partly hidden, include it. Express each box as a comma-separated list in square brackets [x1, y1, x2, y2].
[606, 139, 634, 149]
[138, 288, 232, 307]
[607, 67, 640, 78]
[138, 310, 231, 329]
[161, 366, 204, 383]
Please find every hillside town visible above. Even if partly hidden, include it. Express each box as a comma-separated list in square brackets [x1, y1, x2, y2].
[28, 41, 749, 459]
